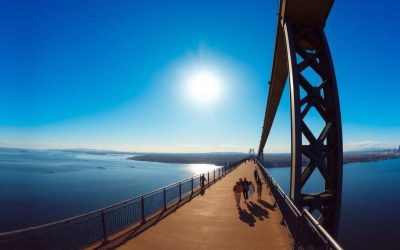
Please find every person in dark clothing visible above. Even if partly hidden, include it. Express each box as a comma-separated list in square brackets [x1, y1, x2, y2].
[200, 174, 206, 190]
[256, 177, 263, 201]
[254, 169, 259, 183]
[233, 181, 243, 206]
[242, 178, 249, 201]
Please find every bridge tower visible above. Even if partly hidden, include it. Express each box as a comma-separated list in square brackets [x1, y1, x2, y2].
[248, 148, 255, 158]
[258, 0, 343, 237]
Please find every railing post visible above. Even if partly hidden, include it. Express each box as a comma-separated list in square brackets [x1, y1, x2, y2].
[141, 196, 145, 223]
[163, 188, 167, 210]
[179, 182, 182, 201]
[101, 210, 108, 243]
[191, 177, 194, 198]
[213, 169, 215, 182]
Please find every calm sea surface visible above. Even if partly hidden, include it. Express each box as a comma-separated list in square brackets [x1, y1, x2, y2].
[0, 148, 217, 232]
[268, 158, 400, 249]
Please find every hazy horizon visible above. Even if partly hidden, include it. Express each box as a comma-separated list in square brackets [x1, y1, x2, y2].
[1, 145, 398, 155]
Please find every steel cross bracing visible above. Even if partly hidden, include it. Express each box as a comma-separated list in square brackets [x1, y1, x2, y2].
[258, 0, 343, 238]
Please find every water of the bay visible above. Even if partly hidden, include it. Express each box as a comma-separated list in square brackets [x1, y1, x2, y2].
[0, 148, 217, 232]
[268, 158, 400, 249]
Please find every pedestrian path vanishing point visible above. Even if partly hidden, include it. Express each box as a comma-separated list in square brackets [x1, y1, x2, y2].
[97, 161, 292, 250]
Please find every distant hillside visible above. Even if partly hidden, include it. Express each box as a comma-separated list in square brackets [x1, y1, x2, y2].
[129, 152, 248, 166]
[129, 150, 400, 167]
[263, 150, 400, 167]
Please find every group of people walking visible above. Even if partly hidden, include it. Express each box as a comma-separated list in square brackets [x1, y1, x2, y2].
[233, 168, 264, 207]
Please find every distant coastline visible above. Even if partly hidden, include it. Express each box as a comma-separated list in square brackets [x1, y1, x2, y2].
[2, 147, 398, 168]
[129, 150, 400, 168]
[128, 152, 248, 166]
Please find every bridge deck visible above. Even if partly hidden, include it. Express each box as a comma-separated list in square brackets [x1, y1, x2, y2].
[104, 161, 292, 249]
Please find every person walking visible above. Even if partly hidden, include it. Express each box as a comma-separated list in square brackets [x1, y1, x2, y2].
[256, 177, 263, 201]
[242, 178, 249, 201]
[200, 174, 206, 190]
[254, 168, 259, 183]
[233, 181, 243, 207]
[248, 181, 255, 201]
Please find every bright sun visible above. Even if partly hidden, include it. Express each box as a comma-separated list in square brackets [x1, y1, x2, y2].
[186, 70, 221, 105]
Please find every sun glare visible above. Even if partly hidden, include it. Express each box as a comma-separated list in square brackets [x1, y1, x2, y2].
[186, 70, 221, 105]
[188, 164, 218, 175]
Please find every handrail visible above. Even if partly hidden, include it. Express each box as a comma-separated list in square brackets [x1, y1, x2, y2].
[302, 210, 343, 250]
[0, 158, 246, 250]
[253, 157, 343, 250]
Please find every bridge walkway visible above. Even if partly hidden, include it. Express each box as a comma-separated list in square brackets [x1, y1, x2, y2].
[100, 161, 292, 249]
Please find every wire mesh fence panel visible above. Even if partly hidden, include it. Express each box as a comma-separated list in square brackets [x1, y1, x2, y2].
[193, 176, 200, 190]
[214, 169, 219, 180]
[37, 214, 103, 250]
[282, 199, 299, 238]
[0, 236, 31, 250]
[180, 180, 192, 197]
[38, 227, 73, 250]
[104, 200, 142, 236]
[298, 216, 329, 249]
[165, 184, 180, 207]
[209, 171, 214, 183]
[69, 215, 104, 249]
[143, 190, 164, 218]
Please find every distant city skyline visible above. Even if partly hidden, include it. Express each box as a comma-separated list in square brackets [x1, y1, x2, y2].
[1, 0, 399, 153]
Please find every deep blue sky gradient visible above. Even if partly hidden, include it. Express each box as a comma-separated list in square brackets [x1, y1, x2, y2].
[0, 0, 399, 152]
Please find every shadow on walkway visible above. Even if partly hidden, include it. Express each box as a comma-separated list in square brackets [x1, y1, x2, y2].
[259, 199, 275, 211]
[237, 200, 272, 226]
[238, 207, 256, 227]
[247, 201, 269, 221]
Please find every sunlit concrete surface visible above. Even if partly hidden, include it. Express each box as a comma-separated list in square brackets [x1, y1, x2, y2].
[102, 161, 292, 250]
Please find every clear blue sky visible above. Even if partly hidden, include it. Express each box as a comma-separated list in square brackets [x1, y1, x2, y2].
[0, 0, 399, 152]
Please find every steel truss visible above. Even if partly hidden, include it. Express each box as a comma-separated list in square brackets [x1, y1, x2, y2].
[284, 21, 343, 236]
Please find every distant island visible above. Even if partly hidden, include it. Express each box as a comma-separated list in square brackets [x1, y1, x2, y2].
[129, 148, 400, 168]
[60, 148, 134, 155]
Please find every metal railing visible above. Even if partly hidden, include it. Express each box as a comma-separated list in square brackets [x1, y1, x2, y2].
[254, 157, 343, 250]
[0, 159, 246, 250]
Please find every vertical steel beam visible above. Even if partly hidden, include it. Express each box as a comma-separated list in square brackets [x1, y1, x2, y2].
[284, 21, 303, 207]
[282, 21, 343, 236]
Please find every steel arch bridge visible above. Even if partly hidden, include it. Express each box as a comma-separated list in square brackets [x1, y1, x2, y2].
[258, 0, 343, 237]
